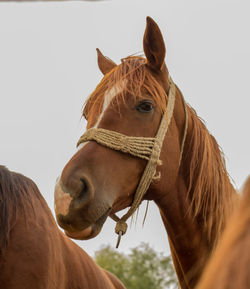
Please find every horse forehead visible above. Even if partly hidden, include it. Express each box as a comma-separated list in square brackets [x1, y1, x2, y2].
[92, 81, 126, 129]
[103, 81, 126, 107]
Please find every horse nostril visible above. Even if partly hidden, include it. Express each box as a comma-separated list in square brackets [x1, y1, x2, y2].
[73, 177, 94, 208]
[79, 178, 88, 195]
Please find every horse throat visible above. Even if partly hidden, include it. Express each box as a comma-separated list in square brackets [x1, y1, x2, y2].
[155, 179, 209, 289]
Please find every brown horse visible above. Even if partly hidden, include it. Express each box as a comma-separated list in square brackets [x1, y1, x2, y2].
[0, 165, 125, 289]
[196, 176, 250, 289]
[54, 17, 236, 288]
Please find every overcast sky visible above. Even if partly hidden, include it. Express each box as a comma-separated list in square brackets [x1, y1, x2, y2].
[0, 0, 249, 257]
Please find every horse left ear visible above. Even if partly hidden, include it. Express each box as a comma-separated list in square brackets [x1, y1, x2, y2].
[96, 48, 117, 75]
[143, 17, 166, 71]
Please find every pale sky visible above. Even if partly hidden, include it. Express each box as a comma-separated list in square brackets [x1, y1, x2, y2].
[0, 0, 249, 257]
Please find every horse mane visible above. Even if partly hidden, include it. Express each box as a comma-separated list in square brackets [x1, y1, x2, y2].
[83, 56, 167, 126]
[183, 101, 236, 246]
[0, 165, 44, 254]
[196, 176, 250, 289]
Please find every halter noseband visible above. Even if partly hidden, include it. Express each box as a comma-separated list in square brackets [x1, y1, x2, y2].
[77, 78, 188, 248]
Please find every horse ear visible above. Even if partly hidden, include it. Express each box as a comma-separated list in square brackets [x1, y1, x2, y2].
[143, 17, 166, 71]
[96, 48, 117, 75]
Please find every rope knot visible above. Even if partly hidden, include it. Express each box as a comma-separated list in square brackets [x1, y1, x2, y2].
[115, 220, 128, 235]
[115, 220, 128, 248]
[153, 171, 161, 181]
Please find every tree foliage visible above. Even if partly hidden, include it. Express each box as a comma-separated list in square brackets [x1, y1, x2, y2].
[95, 242, 178, 289]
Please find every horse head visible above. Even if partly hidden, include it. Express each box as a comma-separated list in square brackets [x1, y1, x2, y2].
[54, 17, 186, 240]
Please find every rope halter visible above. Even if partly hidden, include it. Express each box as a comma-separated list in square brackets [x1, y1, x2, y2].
[77, 78, 188, 248]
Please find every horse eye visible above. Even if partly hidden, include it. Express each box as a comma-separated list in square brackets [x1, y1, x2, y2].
[136, 100, 154, 113]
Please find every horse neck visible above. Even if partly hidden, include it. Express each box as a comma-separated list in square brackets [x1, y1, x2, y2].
[155, 177, 208, 289]
[153, 100, 236, 288]
[0, 167, 58, 256]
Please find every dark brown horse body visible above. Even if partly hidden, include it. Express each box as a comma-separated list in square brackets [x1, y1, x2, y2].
[54, 17, 236, 288]
[196, 176, 250, 289]
[0, 166, 125, 289]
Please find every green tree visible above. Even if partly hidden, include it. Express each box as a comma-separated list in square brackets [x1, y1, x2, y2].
[95, 242, 178, 289]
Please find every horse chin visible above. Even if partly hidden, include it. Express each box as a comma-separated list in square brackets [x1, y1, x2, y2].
[65, 208, 110, 240]
[65, 226, 92, 240]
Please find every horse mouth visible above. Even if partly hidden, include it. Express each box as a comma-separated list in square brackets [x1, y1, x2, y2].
[64, 208, 111, 240]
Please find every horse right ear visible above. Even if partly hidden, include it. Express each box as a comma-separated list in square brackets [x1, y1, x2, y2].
[96, 48, 117, 75]
[143, 17, 166, 71]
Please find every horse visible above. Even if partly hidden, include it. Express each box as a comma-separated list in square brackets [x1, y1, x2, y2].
[0, 165, 126, 289]
[54, 17, 236, 288]
[196, 176, 250, 289]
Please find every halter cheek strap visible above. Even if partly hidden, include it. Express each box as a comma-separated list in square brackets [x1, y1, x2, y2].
[77, 78, 188, 248]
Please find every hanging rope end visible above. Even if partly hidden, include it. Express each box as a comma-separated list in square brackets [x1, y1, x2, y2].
[115, 231, 123, 248]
